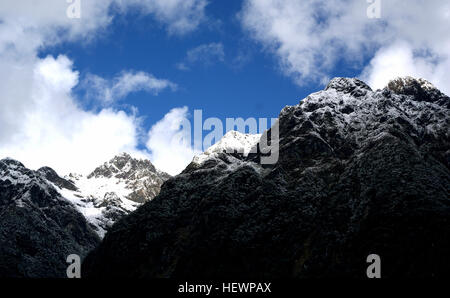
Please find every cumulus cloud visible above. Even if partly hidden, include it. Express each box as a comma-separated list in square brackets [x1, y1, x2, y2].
[361, 42, 450, 95]
[84, 71, 177, 104]
[0, 54, 144, 174]
[240, 0, 450, 92]
[177, 42, 225, 70]
[0, 0, 208, 175]
[146, 107, 200, 175]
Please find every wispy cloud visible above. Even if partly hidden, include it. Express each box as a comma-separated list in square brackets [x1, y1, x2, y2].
[177, 42, 225, 70]
[84, 71, 177, 104]
[114, 0, 209, 35]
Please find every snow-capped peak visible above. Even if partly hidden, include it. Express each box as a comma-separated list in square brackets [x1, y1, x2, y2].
[87, 152, 161, 180]
[47, 153, 171, 237]
[1, 158, 37, 186]
[0, 158, 64, 208]
[325, 77, 372, 93]
[387, 76, 436, 92]
[0, 157, 26, 168]
[385, 76, 448, 106]
[193, 130, 261, 165]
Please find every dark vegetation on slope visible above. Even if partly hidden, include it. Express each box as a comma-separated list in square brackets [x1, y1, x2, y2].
[0, 159, 99, 278]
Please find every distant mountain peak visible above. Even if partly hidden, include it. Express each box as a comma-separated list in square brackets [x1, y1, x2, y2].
[387, 76, 436, 92]
[192, 130, 261, 166]
[385, 76, 449, 106]
[55, 153, 171, 237]
[325, 77, 372, 95]
[87, 153, 163, 180]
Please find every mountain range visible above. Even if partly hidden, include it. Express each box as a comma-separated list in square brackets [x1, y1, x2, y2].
[0, 153, 169, 277]
[83, 76, 450, 278]
[0, 76, 449, 278]
[49, 153, 170, 237]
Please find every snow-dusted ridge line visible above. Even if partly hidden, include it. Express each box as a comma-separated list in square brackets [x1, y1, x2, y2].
[193, 130, 262, 165]
[387, 76, 437, 91]
[190, 76, 448, 178]
[281, 76, 448, 145]
[1, 153, 171, 238]
[55, 153, 171, 237]
[0, 158, 84, 216]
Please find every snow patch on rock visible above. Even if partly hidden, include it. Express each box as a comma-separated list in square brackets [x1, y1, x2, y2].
[193, 130, 261, 165]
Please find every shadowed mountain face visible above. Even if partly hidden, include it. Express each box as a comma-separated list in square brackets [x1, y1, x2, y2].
[0, 153, 170, 277]
[83, 77, 449, 279]
[0, 159, 100, 278]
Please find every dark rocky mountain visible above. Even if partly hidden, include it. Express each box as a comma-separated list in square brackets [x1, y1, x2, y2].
[83, 77, 449, 278]
[0, 158, 100, 278]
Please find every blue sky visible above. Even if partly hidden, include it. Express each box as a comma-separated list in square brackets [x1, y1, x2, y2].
[39, 0, 368, 157]
[0, 0, 448, 175]
[41, 0, 320, 136]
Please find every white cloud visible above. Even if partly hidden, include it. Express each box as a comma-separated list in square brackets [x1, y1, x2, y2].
[0, 54, 145, 175]
[240, 0, 450, 92]
[177, 42, 225, 70]
[361, 41, 450, 95]
[0, 0, 208, 175]
[146, 107, 200, 175]
[0, 0, 207, 47]
[240, 0, 372, 84]
[114, 0, 208, 35]
[0, 1, 112, 54]
[0, 51, 187, 175]
[85, 71, 177, 103]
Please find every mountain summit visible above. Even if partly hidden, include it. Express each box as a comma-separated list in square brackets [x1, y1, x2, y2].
[87, 152, 171, 203]
[84, 77, 449, 278]
[193, 130, 261, 164]
[42, 153, 171, 237]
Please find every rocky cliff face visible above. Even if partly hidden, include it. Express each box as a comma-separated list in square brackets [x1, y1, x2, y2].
[83, 77, 450, 278]
[0, 159, 100, 278]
